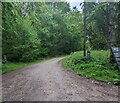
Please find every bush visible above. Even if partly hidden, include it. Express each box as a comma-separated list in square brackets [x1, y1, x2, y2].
[62, 50, 120, 84]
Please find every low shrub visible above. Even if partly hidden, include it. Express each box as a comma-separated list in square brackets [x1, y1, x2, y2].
[62, 50, 120, 85]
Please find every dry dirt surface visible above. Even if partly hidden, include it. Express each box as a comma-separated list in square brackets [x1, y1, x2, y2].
[2, 57, 119, 101]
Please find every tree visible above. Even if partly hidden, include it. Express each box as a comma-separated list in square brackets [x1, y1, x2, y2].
[2, 2, 40, 62]
[2, 2, 84, 62]
[84, 2, 119, 50]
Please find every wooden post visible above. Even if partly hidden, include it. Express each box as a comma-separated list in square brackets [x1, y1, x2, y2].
[87, 50, 90, 62]
[3, 55, 7, 64]
[83, 0, 86, 57]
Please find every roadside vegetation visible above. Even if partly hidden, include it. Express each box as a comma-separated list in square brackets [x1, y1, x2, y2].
[2, 57, 56, 74]
[62, 50, 120, 85]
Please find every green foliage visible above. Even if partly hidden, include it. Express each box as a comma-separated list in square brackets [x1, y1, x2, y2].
[2, 3, 41, 62]
[85, 2, 119, 49]
[62, 50, 120, 84]
[2, 2, 120, 64]
[2, 2, 83, 62]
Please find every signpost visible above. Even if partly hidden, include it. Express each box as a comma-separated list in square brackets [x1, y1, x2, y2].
[111, 47, 120, 70]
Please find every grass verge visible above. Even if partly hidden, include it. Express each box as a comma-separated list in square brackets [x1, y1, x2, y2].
[62, 50, 120, 85]
[1, 57, 55, 74]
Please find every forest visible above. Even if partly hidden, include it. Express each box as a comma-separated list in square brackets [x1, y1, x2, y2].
[1, 2, 120, 101]
[1, 2, 120, 84]
[2, 2, 120, 62]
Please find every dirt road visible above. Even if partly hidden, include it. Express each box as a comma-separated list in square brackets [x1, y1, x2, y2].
[2, 57, 118, 101]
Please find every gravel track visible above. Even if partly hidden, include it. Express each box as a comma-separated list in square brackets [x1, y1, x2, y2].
[2, 57, 118, 101]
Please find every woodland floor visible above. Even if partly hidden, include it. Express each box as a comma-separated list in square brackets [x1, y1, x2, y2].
[2, 57, 118, 101]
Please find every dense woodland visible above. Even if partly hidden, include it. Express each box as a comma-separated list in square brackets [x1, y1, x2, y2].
[2, 2, 120, 62]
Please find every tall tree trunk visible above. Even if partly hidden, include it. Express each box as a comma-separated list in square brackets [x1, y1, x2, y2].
[108, 2, 116, 47]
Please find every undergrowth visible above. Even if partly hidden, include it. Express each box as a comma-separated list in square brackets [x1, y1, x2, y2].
[62, 50, 120, 85]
